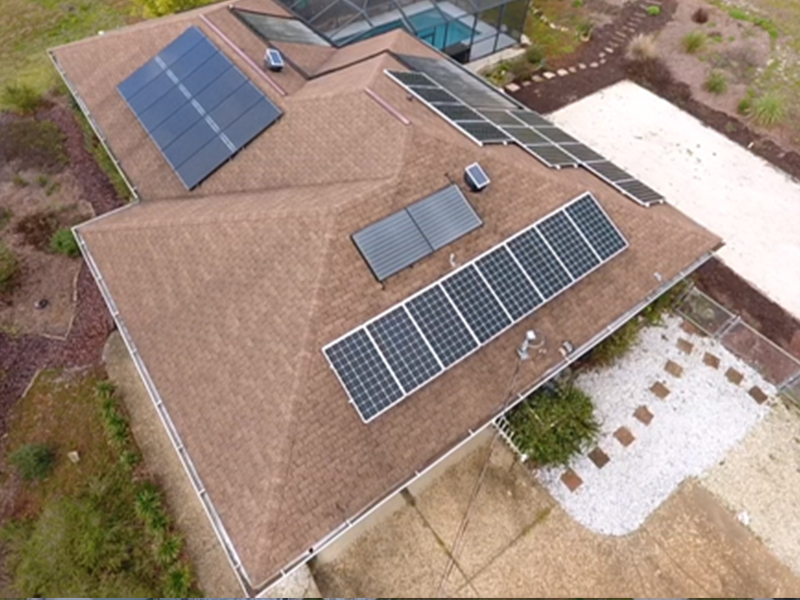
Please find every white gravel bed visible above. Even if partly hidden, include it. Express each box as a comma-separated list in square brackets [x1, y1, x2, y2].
[701, 401, 800, 578]
[550, 81, 800, 320]
[535, 315, 773, 535]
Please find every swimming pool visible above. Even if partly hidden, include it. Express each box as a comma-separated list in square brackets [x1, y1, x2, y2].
[342, 9, 474, 50]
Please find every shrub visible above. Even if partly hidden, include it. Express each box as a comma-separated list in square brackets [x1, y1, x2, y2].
[627, 33, 658, 61]
[525, 43, 545, 65]
[158, 534, 183, 566]
[751, 93, 786, 127]
[509, 58, 537, 81]
[704, 70, 728, 94]
[737, 97, 753, 115]
[646, 5, 660, 16]
[165, 564, 192, 597]
[507, 382, 599, 467]
[49, 228, 80, 257]
[0, 241, 19, 294]
[0, 83, 44, 116]
[10, 443, 56, 481]
[692, 7, 709, 23]
[576, 18, 594, 40]
[589, 318, 641, 366]
[682, 30, 706, 54]
[0, 120, 68, 173]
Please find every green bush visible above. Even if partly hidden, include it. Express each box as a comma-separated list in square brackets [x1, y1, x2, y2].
[165, 564, 192, 597]
[0, 241, 19, 294]
[751, 93, 786, 127]
[507, 382, 599, 467]
[10, 443, 56, 481]
[50, 228, 80, 258]
[704, 70, 728, 94]
[1, 83, 44, 115]
[588, 318, 641, 367]
[641, 281, 688, 326]
[682, 30, 707, 54]
[646, 5, 661, 16]
[525, 43, 545, 65]
[737, 97, 753, 115]
[158, 534, 183, 567]
[508, 58, 537, 81]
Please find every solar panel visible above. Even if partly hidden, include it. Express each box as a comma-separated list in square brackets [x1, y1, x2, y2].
[366, 307, 442, 393]
[435, 103, 483, 122]
[479, 109, 525, 127]
[534, 126, 580, 145]
[390, 70, 437, 87]
[585, 160, 634, 183]
[476, 247, 543, 320]
[523, 144, 579, 168]
[233, 9, 331, 46]
[508, 110, 551, 127]
[118, 26, 282, 189]
[464, 163, 490, 192]
[410, 86, 460, 103]
[566, 195, 628, 259]
[266, 48, 285, 70]
[406, 286, 478, 367]
[560, 143, 605, 163]
[406, 185, 482, 251]
[352, 209, 432, 281]
[441, 266, 511, 343]
[458, 121, 510, 143]
[324, 329, 404, 421]
[614, 179, 664, 205]
[503, 127, 551, 146]
[325, 192, 629, 422]
[507, 228, 572, 299]
[536, 212, 600, 279]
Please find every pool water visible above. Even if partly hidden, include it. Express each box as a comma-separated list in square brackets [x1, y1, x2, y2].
[344, 9, 473, 50]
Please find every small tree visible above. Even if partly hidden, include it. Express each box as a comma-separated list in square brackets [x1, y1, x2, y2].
[10, 443, 56, 481]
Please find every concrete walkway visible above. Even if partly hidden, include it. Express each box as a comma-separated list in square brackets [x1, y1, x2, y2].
[312, 437, 800, 597]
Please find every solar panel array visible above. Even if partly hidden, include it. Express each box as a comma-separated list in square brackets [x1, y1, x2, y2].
[352, 184, 482, 281]
[325, 193, 628, 422]
[118, 26, 282, 189]
[385, 70, 664, 207]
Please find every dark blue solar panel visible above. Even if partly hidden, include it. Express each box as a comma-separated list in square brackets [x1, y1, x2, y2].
[566, 195, 627, 260]
[406, 286, 477, 367]
[507, 228, 572, 299]
[441, 266, 510, 343]
[476, 247, 542, 320]
[324, 329, 404, 422]
[537, 212, 600, 279]
[367, 307, 441, 394]
[117, 26, 282, 189]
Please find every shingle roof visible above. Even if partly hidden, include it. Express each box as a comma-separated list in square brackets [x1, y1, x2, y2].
[53, 10, 722, 590]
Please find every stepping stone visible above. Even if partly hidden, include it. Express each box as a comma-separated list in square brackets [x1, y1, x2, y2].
[532, 74, 544, 82]
[664, 359, 683, 378]
[543, 71, 557, 79]
[677, 338, 694, 354]
[650, 381, 670, 399]
[726, 367, 744, 385]
[589, 62, 599, 68]
[522, 80, 531, 87]
[588, 447, 610, 469]
[556, 68, 569, 76]
[634, 405, 654, 425]
[748, 385, 768, 404]
[599, 52, 606, 58]
[561, 468, 583, 492]
[680, 319, 703, 336]
[599, 59, 607, 65]
[614, 426, 635, 447]
[605, 47, 614, 53]
[578, 63, 587, 69]
[568, 66, 577, 73]
[505, 83, 520, 93]
[703, 352, 720, 369]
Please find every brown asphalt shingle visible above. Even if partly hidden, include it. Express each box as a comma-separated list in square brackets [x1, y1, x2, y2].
[56, 15, 723, 591]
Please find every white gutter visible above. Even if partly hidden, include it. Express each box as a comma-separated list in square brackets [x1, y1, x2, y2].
[255, 250, 718, 595]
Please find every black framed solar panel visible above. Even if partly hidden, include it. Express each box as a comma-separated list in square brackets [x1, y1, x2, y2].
[502, 127, 550, 146]
[406, 286, 478, 367]
[565, 194, 628, 259]
[390, 70, 437, 87]
[117, 26, 282, 190]
[324, 329, 404, 421]
[406, 185, 482, 251]
[479, 109, 525, 127]
[458, 121, 510, 143]
[560, 143, 605, 163]
[523, 144, 579, 167]
[507, 110, 551, 127]
[536, 212, 600, 279]
[441, 266, 511, 343]
[476, 247, 543, 320]
[435, 103, 483, 122]
[410, 86, 460, 103]
[366, 307, 442, 393]
[352, 209, 433, 281]
[585, 160, 634, 183]
[614, 179, 664, 205]
[534, 126, 580, 145]
[507, 228, 572, 299]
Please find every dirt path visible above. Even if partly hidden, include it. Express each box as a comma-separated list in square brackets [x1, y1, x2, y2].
[313, 442, 800, 597]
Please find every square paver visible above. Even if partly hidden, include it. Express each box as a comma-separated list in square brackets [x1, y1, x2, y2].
[650, 381, 670, 399]
[561, 468, 583, 492]
[614, 426, 635, 447]
[633, 405, 654, 425]
[680, 319, 702, 335]
[664, 359, 684, 378]
[588, 447, 610, 469]
[677, 338, 694, 354]
[703, 352, 720, 369]
[748, 385, 769, 404]
[725, 367, 744, 385]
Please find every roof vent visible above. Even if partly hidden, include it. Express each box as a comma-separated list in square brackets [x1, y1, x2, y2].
[265, 48, 284, 72]
[464, 162, 490, 192]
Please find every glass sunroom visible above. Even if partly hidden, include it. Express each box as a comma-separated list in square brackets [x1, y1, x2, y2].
[274, 0, 530, 62]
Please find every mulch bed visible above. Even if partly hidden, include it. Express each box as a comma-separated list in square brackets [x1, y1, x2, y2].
[0, 100, 123, 435]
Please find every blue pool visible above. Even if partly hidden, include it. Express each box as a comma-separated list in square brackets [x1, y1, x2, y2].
[342, 9, 474, 49]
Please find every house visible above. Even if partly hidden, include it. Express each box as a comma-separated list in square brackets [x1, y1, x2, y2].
[50, 0, 721, 593]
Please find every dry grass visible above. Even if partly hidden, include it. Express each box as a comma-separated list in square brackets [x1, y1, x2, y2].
[627, 33, 658, 61]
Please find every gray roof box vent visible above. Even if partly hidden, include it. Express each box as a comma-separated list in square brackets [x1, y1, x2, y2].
[464, 162, 490, 192]
[265, 48, 284, 71]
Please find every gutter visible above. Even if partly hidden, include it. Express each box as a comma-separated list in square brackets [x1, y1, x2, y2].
[255, 249, 718, 595]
